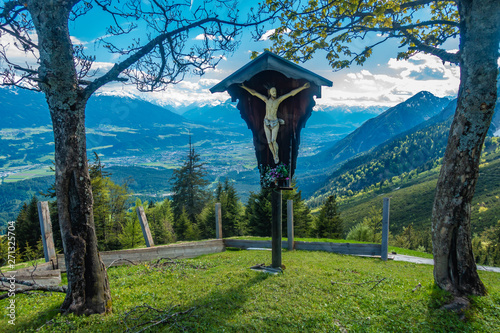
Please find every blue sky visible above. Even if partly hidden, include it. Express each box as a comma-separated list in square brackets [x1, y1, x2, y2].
[2, 1, 463, 110]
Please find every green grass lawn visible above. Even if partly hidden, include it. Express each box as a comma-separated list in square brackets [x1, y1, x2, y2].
[2, 250, 499, 332]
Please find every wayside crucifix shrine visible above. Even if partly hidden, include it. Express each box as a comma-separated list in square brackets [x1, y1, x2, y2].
[210, 51, 332, 269]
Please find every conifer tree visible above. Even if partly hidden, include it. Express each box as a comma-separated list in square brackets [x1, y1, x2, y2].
[245, 189, 273, 237]
[198, 199, 216, 240]
[119, 199, 145, 249]
[0, 236, 7, 266]
[283, 186, 313, 238]
[219, 178, 244, 237]
[15, 196, 40, 256]
[146, 199, 176, 245]
[315, 195, 343, 239]
[176, 208, 200, 241]
[171, 138, 209, 227]
[245, 183, 313, 237]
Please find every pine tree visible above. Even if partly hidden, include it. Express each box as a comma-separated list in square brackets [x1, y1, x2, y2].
[146, 199, 176, 244]
[245, 183, 314, 238]
[198, 199, 216, 239]
[283, 185, 313, 238]
[219, 178, 244, 237]
[15, 196, 41, 257]
[0, 235, 7, 266]
[176, 208, 200, 241]
[244, 189, 273, 237]
[171, 138, 209, 228]
[44, 153, 130, 251]
[119, 199, 145, 249]
[315, 195, 343, 239]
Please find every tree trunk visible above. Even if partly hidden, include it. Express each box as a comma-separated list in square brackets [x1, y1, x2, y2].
[432, 0, 500, 297]
[28, 0, 111, 314]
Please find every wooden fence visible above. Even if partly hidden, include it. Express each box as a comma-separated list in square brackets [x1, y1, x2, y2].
[56, 239, 225, 272]
[29, 198, 391, 281]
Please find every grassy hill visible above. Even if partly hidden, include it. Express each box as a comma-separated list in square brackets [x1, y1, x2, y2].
[337, 145, 500, 236]
[2, 250, 499, 332]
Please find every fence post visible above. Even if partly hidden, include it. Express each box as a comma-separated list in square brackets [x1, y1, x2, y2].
[215, 203, 222, 239]
[37, 201, 56, 262]
[381, 197, 390, 261]
[287, 200, 294, 250]
[136, 206, 155, 247]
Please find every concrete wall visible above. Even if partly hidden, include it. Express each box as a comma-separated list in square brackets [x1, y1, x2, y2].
[224, 239, 381, 256]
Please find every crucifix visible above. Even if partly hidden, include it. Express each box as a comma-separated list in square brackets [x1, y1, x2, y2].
[240, 82, 310, 164]
[210, 51, 332, 270]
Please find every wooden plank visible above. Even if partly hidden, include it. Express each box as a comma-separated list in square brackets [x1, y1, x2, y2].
[215, 203, 222, 239]
[381, 198, 390, 261]
[56, 240, 225, 272]
[14, 269, 61, 286]
[224, 239, 272, 249]
[37, 201, 56, 262]
[136, 206, 155, 247]
[287, 200, 294, 250]
[295, 241, 381, 256]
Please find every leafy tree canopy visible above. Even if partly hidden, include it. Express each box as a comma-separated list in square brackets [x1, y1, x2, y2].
[261, 0, 460, 68]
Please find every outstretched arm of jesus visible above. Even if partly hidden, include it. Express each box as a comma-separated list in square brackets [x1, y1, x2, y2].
[277, 82, 310, 103]
[240, 84, 267, 103]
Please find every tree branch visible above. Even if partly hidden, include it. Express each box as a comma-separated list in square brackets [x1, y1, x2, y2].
[0, 276, 67, 300]
[83, 14, 272, 97]
[403, 31, 460, 64]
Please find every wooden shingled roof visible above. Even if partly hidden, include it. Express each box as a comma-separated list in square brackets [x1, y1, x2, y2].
[209, 51, 333, 96]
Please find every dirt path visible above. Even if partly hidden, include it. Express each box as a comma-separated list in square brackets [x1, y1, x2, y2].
[391, 254, 500, 273]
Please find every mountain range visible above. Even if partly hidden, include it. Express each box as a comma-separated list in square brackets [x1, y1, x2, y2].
[1, 85, 499, 230]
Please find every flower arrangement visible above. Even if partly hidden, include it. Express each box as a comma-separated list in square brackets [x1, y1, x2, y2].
[260, 163, 290, 188]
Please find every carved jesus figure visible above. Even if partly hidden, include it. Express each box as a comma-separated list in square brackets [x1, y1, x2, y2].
[240, 82, 310, 163]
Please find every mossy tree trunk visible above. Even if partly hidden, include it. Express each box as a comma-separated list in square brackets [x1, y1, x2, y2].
[28, 0, 111, 314]
[431, 0, 499, 296]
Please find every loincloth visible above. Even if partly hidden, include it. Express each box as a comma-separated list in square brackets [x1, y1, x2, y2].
[264, 118, 285, 129]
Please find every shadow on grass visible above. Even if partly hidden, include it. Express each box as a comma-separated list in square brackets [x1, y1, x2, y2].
[5, 295, 62, 333]
[173, 273, 271, 331]
[421, 286, 481, 333]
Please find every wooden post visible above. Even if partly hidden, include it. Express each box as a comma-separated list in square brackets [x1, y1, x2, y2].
[287, 200, 294, 251]
[37, 201, 56, 262]
[215, 203, 222, 239]
[136, 206, 155, 247]
[381, 197, 390, 261]
[271, 190, 282, 268]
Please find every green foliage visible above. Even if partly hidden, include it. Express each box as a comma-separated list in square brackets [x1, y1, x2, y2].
[14, 196, 41, 258]
[145, 199, 176, 245]
[346, 222, 373, 242]
[0, 235, 6, 266]
[264, 0, 459, 69]
[393, 223, 433, 253]
[346, 206, 382, 243]
[244, 189, 273, 236]
[308, 119, 451, 209]
[472, 220, 500, 267]
[176, 208, 200, 241]
[217, 178, 245, 238]
[89, 153, 130, 251]
[4, 250, 500, 332]
[119, 199, 146, 249]
[171, 139, 210, 225]
[284, 186, 314, 238]
[244, 183, 313, 238]
[314, 195, 343, 239]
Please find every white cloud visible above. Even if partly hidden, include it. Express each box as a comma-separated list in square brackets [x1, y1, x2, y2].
[317, 52, 461, 107]
[259, 29, 275, 41]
